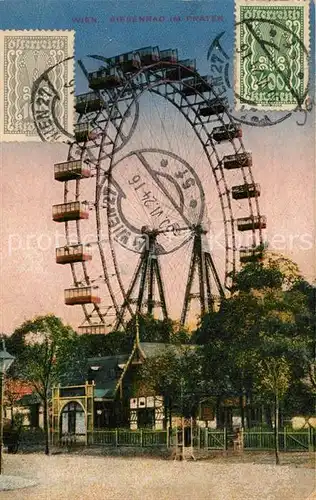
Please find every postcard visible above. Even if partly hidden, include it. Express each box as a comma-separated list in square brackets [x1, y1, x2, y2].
[0, 0, 315, 498]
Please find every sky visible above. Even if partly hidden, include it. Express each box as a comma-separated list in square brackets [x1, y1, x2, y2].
[0, 0, 315, 333]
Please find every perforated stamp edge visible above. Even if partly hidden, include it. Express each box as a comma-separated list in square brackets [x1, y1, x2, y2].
[0, 30, 75, 143]
[234, 0, 311, 111]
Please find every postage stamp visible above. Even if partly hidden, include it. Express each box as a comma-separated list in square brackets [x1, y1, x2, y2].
[0, 30, 74, 142]
[234, 0, 310, 110]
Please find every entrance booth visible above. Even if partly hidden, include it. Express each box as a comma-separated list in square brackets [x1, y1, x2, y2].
[52, 382, 94, 445]
[60, 402, 85, 443]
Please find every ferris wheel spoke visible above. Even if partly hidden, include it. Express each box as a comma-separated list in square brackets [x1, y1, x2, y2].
[53, 47, 266, 332]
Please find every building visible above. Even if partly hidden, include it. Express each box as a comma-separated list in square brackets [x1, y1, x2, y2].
[4, 379, 43, 428]
[52, 333, 181, 444]
[51, 329, 269, 445]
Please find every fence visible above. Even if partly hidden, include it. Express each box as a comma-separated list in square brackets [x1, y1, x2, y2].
[199, 428, 227, 450]
[91, 428, 229, 450]
[7, 426, 314, 454]
[92, 429, 168, 447]
[90, 428, 227, 450]
[57, 427, 315, 452]
[243, 427, 315, 452]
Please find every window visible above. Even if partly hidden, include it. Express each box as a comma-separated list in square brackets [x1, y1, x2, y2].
[61, 402, 85, 435]
[137, 409, 155, 429]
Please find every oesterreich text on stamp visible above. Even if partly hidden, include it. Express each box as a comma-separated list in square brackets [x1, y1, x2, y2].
[0, 30, 74, 142]
[234, 0, 310, 111]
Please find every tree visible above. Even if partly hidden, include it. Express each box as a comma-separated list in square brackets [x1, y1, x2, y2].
[255, 356, 291, 465]
[57, 329, 136, 386]
[194, 252, 314, 428]
[231, 251, 302, 293]
[126, 314, 191, 344]
[58, 314, 192, 385]
[194, 291, 268, 426]
[139, 346, 202, 425]
[290, 280, 316, 391]
[9, 315, 77, 455]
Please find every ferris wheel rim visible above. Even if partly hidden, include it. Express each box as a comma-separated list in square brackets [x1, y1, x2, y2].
[62, 51, 265, 331]
[102, 63, 256, 298]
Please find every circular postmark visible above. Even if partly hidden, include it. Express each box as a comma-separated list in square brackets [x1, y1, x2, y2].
[66, 96, 139, 167]
[67, 55, 140, 164]
[31, 56, 75, 142]
[207, 18, 313, 127]
[101, 149, 205, 255]
[31, 54, 139, 151]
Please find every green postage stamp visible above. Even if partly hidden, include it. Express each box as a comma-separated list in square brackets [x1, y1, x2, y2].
[235, 0, 310, 110]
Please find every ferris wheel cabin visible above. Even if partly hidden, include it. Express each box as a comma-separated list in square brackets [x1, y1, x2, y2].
[136, 46, 160, 65]
[237, 215, 267, 231]
[199, 99, 226, 116]
[78, 324, 109, 335]
[56, 244, 92, 264]
[54, 160, 91, 182]
[75, 92, 103, 114]
[223, 152, 252, 169]
[89, 67, 124, 90]
[239, 246, 264, 263]
[166, 59, 196, 80]
[108, 51, 141, 73]
[64, 287, 101, 306]
[212, 124, 242, 142]
[159, 49, 178, 66]
[182, 76, 211, 96]
[74, 123, 91, 143]
[231, 183, 261, 200]
[52, 202, 89, 222]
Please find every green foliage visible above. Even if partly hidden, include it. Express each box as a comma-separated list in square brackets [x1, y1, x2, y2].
[58, 315, 191, 385]
[292, 280, 316, 314]
[283, 380, 315, 416]
[5, 313, 192, 391]
[11, 412, 24, 431]
[232, 262, 284, 292]
[139, 346, 203, 417]
[255, 357, 291, 401]
[60, 330, 135, 385]
[126, 314, 191, 344]
[4, 251, 313, 428]
[9, 314, 77, 400]
[231, 251, 302, 293]
[193, 252, 315, 417]
[7, 314, 79, 455]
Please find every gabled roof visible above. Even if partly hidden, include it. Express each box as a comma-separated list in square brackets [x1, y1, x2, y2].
[17, 392, 41, 405]
[113, 342, 197, 397]
[87, 342, 197, 400]
[88, 354, 129, 373]
[87, 354, 129, 399]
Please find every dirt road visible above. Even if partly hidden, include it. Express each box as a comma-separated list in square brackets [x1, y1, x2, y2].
[1, 453, 315, 500]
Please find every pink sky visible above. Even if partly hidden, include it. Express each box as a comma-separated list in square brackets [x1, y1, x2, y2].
[0, 112, 315, 334]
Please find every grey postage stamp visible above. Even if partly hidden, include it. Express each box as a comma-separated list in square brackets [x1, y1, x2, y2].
[235, 0, 310, 111]
[0, 30, 74, 142]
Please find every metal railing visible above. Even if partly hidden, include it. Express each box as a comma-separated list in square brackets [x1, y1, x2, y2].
[91, 429, 168, 447]
[55, 427, 315, 452]
[243, 427, 314, 452]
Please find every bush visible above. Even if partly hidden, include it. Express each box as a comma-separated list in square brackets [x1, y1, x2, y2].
[19, 427, 45, 445]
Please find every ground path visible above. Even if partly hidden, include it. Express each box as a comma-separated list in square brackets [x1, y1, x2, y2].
[0, 453, 315, 499]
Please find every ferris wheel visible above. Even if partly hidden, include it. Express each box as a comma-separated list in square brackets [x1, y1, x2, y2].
[52, 46, 266, 334]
